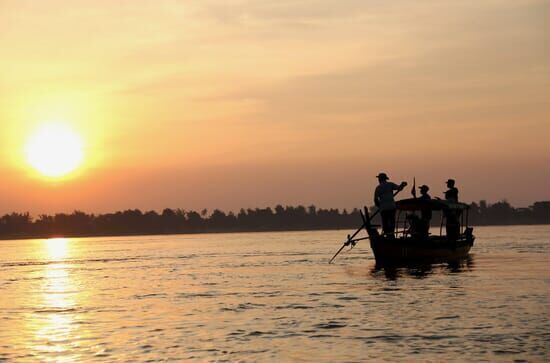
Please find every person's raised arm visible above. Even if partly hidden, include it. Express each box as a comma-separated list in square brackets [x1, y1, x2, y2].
[397, 181, 408, 191]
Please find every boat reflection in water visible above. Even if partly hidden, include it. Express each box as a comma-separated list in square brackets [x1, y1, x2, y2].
[370, 255, 476, 280]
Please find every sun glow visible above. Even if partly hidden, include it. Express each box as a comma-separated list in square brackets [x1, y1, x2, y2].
[25, 123, 84, 178]
[45, 238, 70, 260]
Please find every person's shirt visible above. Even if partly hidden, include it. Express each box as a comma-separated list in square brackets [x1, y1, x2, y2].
[419, 193, 432, 220]
[445, 187, 459, 203]
[374, 181, 400, 211]
[419, 193, 431, 201]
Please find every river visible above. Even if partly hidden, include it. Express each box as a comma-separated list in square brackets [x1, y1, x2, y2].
[0, 225, 548, 362]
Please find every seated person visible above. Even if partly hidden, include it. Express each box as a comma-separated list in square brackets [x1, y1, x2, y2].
[406, 214, 424, 238]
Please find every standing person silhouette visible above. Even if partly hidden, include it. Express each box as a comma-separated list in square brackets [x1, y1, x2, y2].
[418, 185, 432, 237]
[374, 173, 407, 238]
[444, 179, 460, 239]
[445, 179, 459, 202]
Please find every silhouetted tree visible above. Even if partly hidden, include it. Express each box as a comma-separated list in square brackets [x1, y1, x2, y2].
[0, 200, 548, 240]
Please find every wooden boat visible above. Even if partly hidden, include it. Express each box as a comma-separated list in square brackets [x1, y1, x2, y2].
[364, 198, 475, 266]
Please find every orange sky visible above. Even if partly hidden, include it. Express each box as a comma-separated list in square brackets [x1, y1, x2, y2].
[1, 0, 549, 215]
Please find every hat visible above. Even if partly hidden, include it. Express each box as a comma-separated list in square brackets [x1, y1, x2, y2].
[446, 179, 455, 184]
[420, 185, 429, 192]
[376, 172, 389, 180]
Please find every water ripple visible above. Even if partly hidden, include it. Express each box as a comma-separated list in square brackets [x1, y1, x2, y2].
[0, 227, 548, 361]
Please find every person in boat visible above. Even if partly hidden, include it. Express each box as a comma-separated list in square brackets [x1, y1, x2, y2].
[444, 179, 460, 240]
[445, 179, 459, 202]
[407, 185, 432, 238]
[374, 173, 407, 238]
[418, 185, 432, 237]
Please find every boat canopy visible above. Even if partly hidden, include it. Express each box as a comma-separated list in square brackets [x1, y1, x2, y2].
[396, 198, 470, 211]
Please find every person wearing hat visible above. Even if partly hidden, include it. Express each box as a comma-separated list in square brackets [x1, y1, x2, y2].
[374, 173, 407, 238]
[419, 185, 432, 237]
[419, 185, 431, 201]
[444, 179, 459, 203]
[444, 179, 460, 239]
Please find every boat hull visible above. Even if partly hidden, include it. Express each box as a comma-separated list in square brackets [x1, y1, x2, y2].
[369, 235, 474, 266]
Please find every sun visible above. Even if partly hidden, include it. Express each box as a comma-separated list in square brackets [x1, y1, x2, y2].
[25, 123, 84, 178]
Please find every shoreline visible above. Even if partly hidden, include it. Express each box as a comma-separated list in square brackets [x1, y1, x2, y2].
[1, 223, 549, 242]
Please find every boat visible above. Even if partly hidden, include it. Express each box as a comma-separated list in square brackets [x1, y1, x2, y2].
[364, 198, 475, 266]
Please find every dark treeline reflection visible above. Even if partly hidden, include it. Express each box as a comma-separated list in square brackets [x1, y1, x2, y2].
[1, 200, 549, 239]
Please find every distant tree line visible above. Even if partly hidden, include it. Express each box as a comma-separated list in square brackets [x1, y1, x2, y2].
[0, 200, 549, 240]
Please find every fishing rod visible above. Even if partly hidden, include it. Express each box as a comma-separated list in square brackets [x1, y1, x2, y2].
[328, 186, 406, 264]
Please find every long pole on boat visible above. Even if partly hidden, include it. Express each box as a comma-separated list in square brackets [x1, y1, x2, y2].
[328, 188, 404, 264]
[328, 209, 372, 264]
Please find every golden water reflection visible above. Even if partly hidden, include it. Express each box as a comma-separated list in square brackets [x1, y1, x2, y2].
[32, 238, 80, 361]
[45, 237, 70, 260]
[2, 229, 547, 361]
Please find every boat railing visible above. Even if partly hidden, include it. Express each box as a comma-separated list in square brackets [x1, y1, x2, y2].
[395, 208, 471, 239]
[395, 210, 433, 238]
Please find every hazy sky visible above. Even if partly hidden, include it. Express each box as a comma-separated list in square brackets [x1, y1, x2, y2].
[1, 0, 549, 214]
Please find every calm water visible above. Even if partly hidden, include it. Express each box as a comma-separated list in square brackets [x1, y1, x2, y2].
[0, 226, 549, 362]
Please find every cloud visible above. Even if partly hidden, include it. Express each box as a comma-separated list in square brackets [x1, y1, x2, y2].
[1, 0, 549, 212]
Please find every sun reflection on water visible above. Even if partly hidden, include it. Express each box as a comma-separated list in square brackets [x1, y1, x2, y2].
[32, 238, 80, 361]
[45, 237, 69, 260]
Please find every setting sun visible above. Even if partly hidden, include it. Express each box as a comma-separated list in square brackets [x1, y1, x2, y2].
[25, 123, 84, 178]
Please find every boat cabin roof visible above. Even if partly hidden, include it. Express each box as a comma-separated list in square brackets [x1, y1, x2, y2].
[396, 198, 470, 211]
